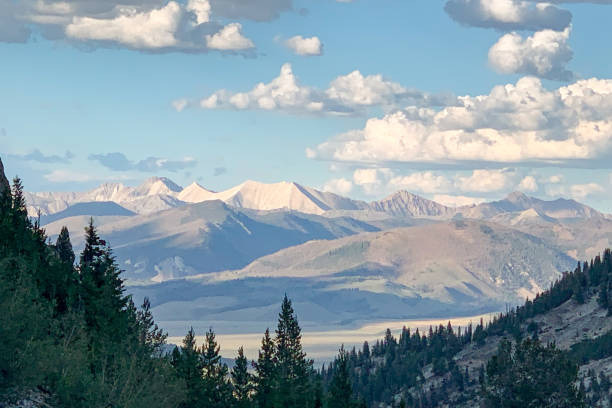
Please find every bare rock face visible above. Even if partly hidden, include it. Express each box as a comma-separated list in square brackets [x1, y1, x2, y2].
[0, 157, 9, 198]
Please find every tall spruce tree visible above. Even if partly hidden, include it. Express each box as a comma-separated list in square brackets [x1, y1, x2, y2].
[328, 345, 356, 408]
[172, 327, 205, 407]
[201, 327, 233, 407]
[274, 295, 314, 408]
[231, 346, 253, 407]
[56, 226, 75, 265]
[79, 218, 128, 336]
[254, 328, 276, 408]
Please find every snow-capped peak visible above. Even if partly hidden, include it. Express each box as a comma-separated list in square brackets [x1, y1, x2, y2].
[178, 182, 217, 203]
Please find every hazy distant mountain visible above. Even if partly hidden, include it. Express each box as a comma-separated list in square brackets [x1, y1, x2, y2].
[218, 219, 574, 304]
[458, 191, 604, 220]
[26, 177, 184, 216]
[46, 200, 379, 283]
[39, 201, 135, 225]
[131, 219, 575, 333]
[188, 180, 369, 215]
[369, 190, 456, 218]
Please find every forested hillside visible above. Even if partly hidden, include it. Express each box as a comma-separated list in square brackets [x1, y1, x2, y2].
[0, 162, 356, 407]
[2, 159, 611, 408]
[321, 248, 612, 407]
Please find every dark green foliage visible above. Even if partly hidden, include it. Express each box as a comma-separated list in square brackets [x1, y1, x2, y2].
[172, 328, 204, 407]
[201, 328, 233, 407]
[327, 346, 356, 408]
[0, 170, 183, 407]
[483, 338, 584, 408]
[253, 328, 276, 408]
[273, 294, 315, 407]
[569, 329, 612, 364]
[231, 347, 253, 407]
[56, 226, 75, 265]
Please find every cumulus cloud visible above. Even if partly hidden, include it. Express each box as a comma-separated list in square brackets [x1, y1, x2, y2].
[444, 0, 572, 31]
[9, 149, 74, 164]
[285, 35, 323, 56]
[1, 0, 255, 53]
[433, 194, 487, 207]
[310, 76, 612, 167]
[455, 169, 515, 192]
[65, 2, 185, 49]
[182, 63, 456, 115]
[205, 22, 254, 51]
[89, 152, 197, 172]
[518, 175, 538, 192]
[323, 177, 353, 195]
[387, 171, 453, 194]
[488, 28, 573, 80]
[569, 183, 605, 199]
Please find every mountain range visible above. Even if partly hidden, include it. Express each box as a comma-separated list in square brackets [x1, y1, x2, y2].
[28, 177, 612, 333]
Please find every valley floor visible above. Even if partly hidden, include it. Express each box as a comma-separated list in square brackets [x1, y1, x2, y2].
[166, 312, 498, 363]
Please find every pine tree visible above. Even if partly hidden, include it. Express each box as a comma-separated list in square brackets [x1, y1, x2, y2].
[79, 218, 128, 336]
[232, 346, 253, 407]
[172, 327, 204, 407]
[56, 226, 75, 265]
[274, 295, 314, 408]
[201, 327, 233, 407]
[328, 345, 355, 408]
[254, 328, 276, 408]
[136, 297, 167, 354]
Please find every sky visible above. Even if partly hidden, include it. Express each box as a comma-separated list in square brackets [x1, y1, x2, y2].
[1, 0, 612, 211]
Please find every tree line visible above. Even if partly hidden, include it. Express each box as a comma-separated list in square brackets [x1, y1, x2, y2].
[0, 170, 355, 407]
[1, 162, 610, 407]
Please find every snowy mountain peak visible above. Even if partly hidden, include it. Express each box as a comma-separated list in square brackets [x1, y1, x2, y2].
[369, 190, 455, 217]
[178, 182, 217, 203]
[136, 177, 182, 196]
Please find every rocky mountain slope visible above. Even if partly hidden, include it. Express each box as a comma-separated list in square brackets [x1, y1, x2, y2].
[44, 200, 380, 283]
[128, 220, 576, 335]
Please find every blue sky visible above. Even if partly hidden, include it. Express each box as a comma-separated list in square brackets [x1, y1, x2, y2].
[1, 0, 612, 211]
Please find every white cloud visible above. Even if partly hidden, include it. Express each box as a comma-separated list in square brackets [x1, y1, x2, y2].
[285, 35, 322, 56]
[444, 0, 572, 31]
[518, 175, 538, 192]
[489, 27, 573, 80]
[44, 169, 96, 183]
[186, 0, 211, 24]
[569, 183, 605, 199]
[352, 168, 394, 195]
[65, 1, 183, 49]
[353, 168, 381, 185]
[548, 175, 564, 183]
[388, 172, 452, 194]
[311, 76, 612, 167]
[206, 22, 254, 51]
[181, 63, 456, 115]
[1, 0, 256, 53]
[323, 177, 353, 195]
[455, 169, 514, 192]
[433, 194, 487, 207]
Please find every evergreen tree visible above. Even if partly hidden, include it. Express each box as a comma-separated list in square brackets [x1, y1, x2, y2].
[254, 328, 276, 408]
[483, 338, 584, 408]
[56, 226, 75, 265]
[328, 345, 355, 408]
[172, 327, 204, 407]
[201, 327, 233, 407]
[274, 295, 314, 408]
[232, 346, 253, 407]
[79, 218, 128, 338]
